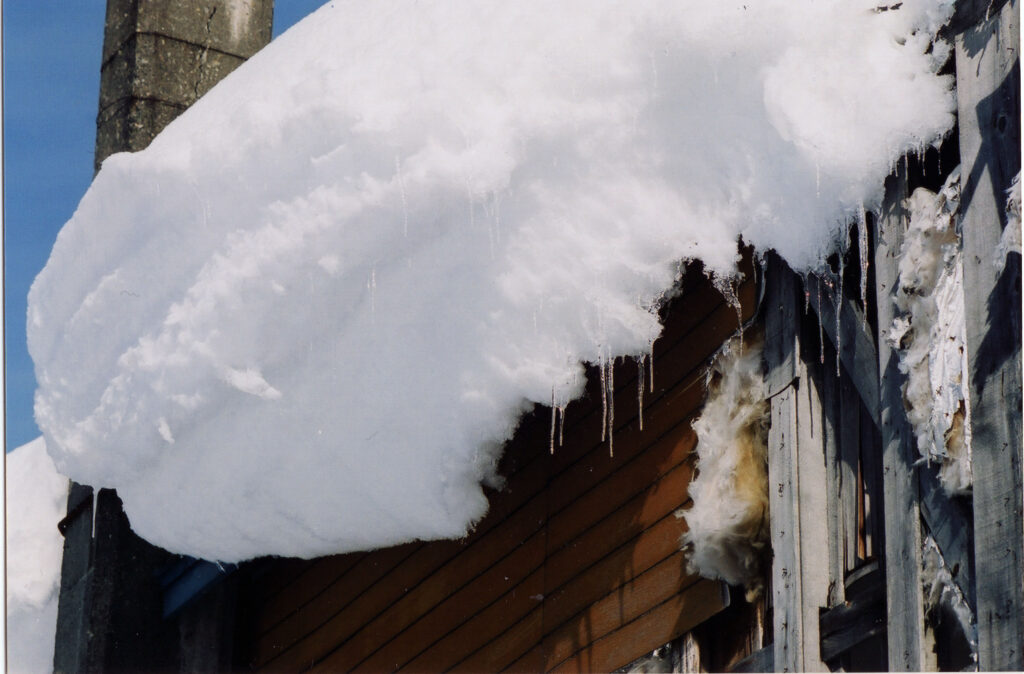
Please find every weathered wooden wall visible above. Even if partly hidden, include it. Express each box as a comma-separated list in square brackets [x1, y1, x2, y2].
[236, 268, 755, 673]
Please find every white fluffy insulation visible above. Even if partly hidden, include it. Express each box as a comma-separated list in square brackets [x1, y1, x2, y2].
[997, 170, 1022, 271]
[682, 336, 769, 600]
[29, 0, 957, 562]
[889, 168, 973, 494]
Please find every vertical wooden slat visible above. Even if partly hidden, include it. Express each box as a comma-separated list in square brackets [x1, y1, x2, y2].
[954, 3, 1024, 668]
[764, 256, 828, 672]
[839, 376, 861, 571]
[873, 167, 928, 671]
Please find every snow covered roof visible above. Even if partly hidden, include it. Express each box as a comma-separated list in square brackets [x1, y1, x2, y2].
[28, 0, 956, 562]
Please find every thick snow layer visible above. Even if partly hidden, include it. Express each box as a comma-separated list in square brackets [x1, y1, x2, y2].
[7, 437, 68, 674]
[890, 169, 972, 494]
[29, 0, 955, 561]
[682, 337, 769, 600]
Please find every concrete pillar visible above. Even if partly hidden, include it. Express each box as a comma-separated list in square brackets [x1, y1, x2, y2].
[55, 2, 273, 671]
[95, 0, 273, 171]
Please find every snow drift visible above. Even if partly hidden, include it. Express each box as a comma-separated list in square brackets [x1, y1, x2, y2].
[7, 437, 68, 674]
[29, 0, 956, 561]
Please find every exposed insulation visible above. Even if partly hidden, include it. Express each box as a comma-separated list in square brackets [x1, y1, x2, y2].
[889, 168, 973, 494]
[922, 535, 977, 660]
[997, 170, 1021, 271]
[682, 335, 769, 600]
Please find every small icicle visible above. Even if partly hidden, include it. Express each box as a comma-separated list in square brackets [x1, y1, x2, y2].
[550, 389, 557, 454]
[815, 162, 821, 198]
[600, 359, 608, 443]
[637, 356, 645, 432]
[91, 489, 98, 539]
[835, 259, 844, 377]
[817, 278, 825, 365]
[607, 357, 616, 457]
[803, 273, 811, 314]
[648, 341, 655, 393]
[558, 405, 566, 447]
[858, 206, 869, 314]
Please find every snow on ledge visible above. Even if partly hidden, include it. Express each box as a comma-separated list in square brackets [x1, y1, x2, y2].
[29, 0, 955, 562]
[7, 437, 68, 674]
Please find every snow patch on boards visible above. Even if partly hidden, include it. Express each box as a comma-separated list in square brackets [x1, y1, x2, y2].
[889, 169, 973, 494]
[6, 437, 69, 674]
[30, 0, 956, 561]
[682, 335, 769, 601]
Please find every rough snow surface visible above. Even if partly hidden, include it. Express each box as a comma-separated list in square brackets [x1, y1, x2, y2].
[7, 437, 68, 674]
[890, 169, 972, 494]
[682, 337, 769, 600]
[30, 0, 955, 561]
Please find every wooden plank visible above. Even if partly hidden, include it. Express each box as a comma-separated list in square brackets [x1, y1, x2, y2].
[254, 554, 363, 636]
[546, 423, 697, 555]
[542, 552, 702, 668]
[820, 341, 845, 605]
[398, 566, 546, 673]
[291, 495, 549, 672]
[955, 3, 1024, 668]
[544, 500, 692, 634]
[546, 579, 728, 674]
[764, 253, 800, 397]
[253, 542, 419, 669]
[764, 257, 829, 673]
[839, 375, 861, 571]
[873, 167, 928, 671]
[452, 606, 545, 673]
[346, 529, 547, 673]
[792, 343, 831, 672]
[819, 565, 886, 663]
[805, 272, 880, 428]
[730, 645, 774, 673]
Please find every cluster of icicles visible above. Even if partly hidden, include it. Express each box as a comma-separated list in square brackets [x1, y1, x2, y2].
[546, 274, 748, 459]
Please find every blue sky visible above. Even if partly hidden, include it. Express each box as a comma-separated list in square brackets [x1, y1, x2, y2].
[4, 1, 326, 451]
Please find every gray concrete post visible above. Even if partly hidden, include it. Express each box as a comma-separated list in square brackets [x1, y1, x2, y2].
[54, 2, 273, 672]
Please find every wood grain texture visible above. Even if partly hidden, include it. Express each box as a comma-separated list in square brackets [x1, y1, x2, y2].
[955, 3, 1024, 668]
[873, 167, 928, 671]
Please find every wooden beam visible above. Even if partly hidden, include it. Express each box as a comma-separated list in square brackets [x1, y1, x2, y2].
[873, 167, 929, 671]
[764, 256, 829, 673]
[805, 273, 880, 429]
[955, 3, 1024, 669]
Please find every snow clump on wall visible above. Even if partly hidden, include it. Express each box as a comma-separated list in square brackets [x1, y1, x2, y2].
[682, 336, 769, 600]
[29, 0, 956, 561]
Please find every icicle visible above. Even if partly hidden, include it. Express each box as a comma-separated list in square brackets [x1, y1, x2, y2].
[648, 341, 655, 393]
[858, 206, 869, 316]
[558, 405, 566, 447]
[815, 161, 821, 198]
[835, 258, 844, 377]
[802, 273, 811, 314]
[817, 278, 825, 365]
[637, 356, 645, 432]
[550, 389, 557, 454]
[91, 489, 98, 539]
[600, 359, 608, 443]
[607, 357, 616, 457]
